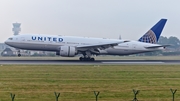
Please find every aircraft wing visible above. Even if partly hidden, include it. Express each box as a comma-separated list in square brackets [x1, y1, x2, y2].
[145, 44, 171, 49]
[77, 40, 129, 50]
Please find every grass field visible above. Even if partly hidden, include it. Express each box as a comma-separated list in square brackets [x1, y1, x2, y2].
[0, 65, 180, 101]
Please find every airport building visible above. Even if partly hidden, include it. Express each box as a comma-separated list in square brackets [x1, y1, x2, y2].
[0, 43, 9, 53]
[12, 23, 21, 35]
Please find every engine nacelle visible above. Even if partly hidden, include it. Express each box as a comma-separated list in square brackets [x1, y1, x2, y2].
[56, 46, 76, 57]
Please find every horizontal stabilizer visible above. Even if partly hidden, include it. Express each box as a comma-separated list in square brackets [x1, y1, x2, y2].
[145, 44, 171, 49]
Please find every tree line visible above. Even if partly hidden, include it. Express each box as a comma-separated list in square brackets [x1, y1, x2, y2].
[143, 36, 180, 56]
[158, 36, 180, 49]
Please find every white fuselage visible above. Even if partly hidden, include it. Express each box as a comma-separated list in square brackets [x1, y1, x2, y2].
[5, 34, 164, 56]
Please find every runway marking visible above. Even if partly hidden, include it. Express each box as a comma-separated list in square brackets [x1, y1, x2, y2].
[102, 62, 165, 64]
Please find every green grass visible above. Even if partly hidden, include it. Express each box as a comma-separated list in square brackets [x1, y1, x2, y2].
[0, 65, 180, 101]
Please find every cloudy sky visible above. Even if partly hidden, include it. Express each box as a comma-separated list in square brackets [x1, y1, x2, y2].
[0, 0, 180, 42]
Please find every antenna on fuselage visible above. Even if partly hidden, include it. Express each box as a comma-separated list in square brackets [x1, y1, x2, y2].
[12, 22, 21, 35]
[119, 35, 121, 40]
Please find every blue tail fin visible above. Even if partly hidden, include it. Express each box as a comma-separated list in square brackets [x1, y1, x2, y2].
[138, 19, 167, 44]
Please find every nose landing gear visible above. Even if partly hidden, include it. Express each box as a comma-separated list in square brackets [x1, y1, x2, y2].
[18, 54, 21, 57]
[17, 50, 21, 57]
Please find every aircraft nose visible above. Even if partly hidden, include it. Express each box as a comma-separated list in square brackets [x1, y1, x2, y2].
[4, 41, 8, 45]
[4, 40, 8, 44]
[4, 39, 10, 45]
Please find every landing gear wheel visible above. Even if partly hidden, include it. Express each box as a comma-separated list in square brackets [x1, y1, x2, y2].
[79, 57, 83, 61]
[90, 58, 95, 61]
[18, 54, 21, 57]
[17, 49, 21, 57]
[79, 57, 95, 61]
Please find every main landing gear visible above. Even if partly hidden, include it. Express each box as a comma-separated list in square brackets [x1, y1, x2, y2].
[79, 57, 95, 61]
[17, 50, 21, 57]
[79, 51, 95, 61]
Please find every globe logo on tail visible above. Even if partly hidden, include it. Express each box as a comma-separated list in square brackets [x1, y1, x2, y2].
[139, 30, 157, 44]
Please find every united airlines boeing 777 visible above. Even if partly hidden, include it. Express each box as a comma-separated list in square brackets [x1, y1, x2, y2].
[5, 19, 168, 61]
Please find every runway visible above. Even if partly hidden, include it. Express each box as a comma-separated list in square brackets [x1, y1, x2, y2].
[0, 59, 180, 65]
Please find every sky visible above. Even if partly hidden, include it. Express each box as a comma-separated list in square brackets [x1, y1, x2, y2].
[0, 0, 180, 42]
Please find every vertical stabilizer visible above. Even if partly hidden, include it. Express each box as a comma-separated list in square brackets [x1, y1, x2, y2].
[138, 19, 167, 44]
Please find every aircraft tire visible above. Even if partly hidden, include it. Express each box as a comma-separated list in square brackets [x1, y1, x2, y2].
[18, 54, 21, 57]
[79, 57, 83, 61]
[90, 58, 95, 61]
[79, 57, 95, 61]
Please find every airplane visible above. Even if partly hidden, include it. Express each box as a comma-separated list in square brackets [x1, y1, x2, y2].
[5, 19, 168, 61]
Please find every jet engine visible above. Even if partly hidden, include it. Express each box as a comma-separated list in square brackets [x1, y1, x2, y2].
[56, 46, 76, 57]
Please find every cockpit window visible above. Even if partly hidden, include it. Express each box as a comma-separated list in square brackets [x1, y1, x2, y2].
[8, 38, 13, 40]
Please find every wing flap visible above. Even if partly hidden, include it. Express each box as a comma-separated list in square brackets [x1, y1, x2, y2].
[77, 40, 129, 50]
